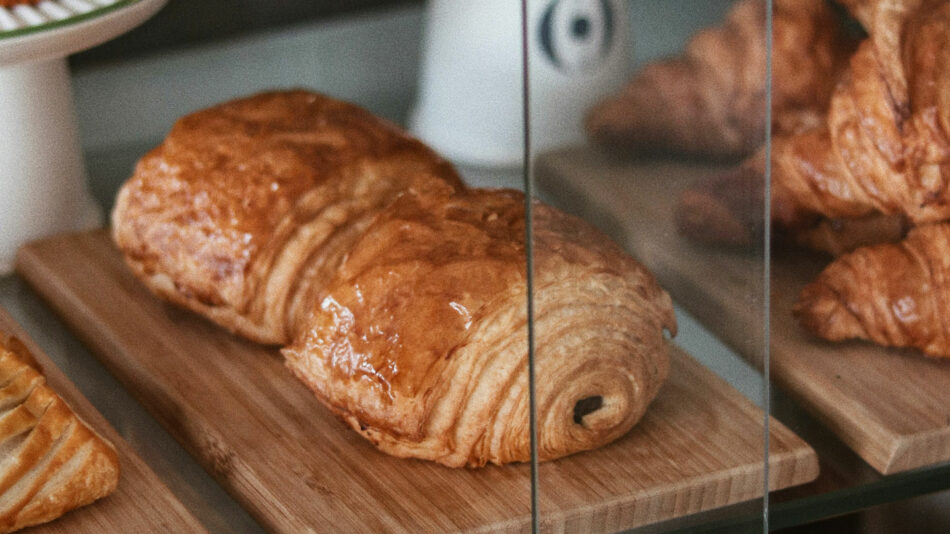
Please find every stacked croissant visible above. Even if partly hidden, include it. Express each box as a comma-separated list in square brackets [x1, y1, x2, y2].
[112, 90, 677, 468]
[588, 0, 950, 359]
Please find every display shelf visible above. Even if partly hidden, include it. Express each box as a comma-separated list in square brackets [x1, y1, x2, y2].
[0, 149, 943, 532]
[14, 230, 817, 533]
[4, 0, 941, 529]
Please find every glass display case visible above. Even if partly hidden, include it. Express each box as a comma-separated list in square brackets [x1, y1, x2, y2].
[0, 0, 947, 532]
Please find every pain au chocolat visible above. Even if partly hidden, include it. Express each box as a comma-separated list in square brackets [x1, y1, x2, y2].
[113, 90, 676, 467]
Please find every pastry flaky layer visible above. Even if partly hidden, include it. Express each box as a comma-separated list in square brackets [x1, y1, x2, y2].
[0, 335, 120, 533]
[772, 0, 950, 227]
[113, 90, 676, 467]
[796, 223, 950, 359]
[283, 188, 676, 467]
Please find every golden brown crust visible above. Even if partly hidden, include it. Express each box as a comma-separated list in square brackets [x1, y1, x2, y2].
[0, 1, 39, 7]
[772, 0, 950, 227]
[283, 188, 675, 467]
[586, 0, 854, 159]
[112, 90, 464, 345]
[115, 90, 676, 467]
[795, 223, 950, 358]
[0, 335, 120, 533]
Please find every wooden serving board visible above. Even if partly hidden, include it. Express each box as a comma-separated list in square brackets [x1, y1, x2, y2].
[535, 147, 950, 475]
[15, 230, 817, 533]
[0, 308, 206, 533]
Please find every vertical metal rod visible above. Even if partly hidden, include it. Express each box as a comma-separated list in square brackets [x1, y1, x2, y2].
[763, 0, 774, 531]
[521, 0, 540, 532]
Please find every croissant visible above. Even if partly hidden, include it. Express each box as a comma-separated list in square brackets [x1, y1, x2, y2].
[678, 0, 950, 246]
[0, 335, 120, 533]
[586, 0, 853, 159]
[772, 0, 950, 227]
[795, 223, 950, 357]
[114, 90, 677, 467]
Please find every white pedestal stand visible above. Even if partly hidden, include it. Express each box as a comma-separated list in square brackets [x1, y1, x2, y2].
[0, 58, 100, 271]
[0, 0, 167, 272]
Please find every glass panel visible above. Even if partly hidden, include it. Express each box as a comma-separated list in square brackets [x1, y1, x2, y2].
[411, 0, 536, 530]
[527, 0, 771, 531]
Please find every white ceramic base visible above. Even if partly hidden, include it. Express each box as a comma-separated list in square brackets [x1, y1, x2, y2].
[0, 58, 102, 274]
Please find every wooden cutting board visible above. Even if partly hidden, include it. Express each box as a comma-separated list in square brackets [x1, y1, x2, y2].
[0, 308, 206, 533]
[535, 147, 950, 475]
[15, 230, 817, 533]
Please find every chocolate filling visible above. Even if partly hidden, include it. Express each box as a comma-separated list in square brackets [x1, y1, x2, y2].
[573, 396, 604, 425]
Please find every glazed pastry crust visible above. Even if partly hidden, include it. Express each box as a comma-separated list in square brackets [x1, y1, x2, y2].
[772, 0, 950, 227]
[796, 223, 950, 358]
[113, 90, 464, 345]
[283, 188, 675, 467]
[114, 90, 677, 467]
[0, 335, 120, 533]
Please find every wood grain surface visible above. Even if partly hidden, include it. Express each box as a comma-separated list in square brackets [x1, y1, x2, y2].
[535, 147, 950, 475]
[0, 308, 206, 533]
[16, 230, 817, 533]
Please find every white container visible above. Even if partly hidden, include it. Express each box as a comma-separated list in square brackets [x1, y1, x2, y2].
[410, 0, 630, 169]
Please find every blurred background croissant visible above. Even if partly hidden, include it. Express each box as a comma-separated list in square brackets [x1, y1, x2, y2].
[586, 0, 950, 358]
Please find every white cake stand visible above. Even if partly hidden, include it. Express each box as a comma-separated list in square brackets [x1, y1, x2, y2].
[0, 0, 167, 273]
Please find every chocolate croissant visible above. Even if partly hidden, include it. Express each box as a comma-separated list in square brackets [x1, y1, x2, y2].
[113, 90, 677, 467]
[586, 0, 853, 159]
[0, 335, 120, 533]
[772, 0, 950, 227]
[795, 223, 950, 358]
[283, 188, 675, 467]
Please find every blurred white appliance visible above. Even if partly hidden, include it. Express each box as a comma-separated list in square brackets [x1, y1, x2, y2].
[410, 0, 630, 169]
